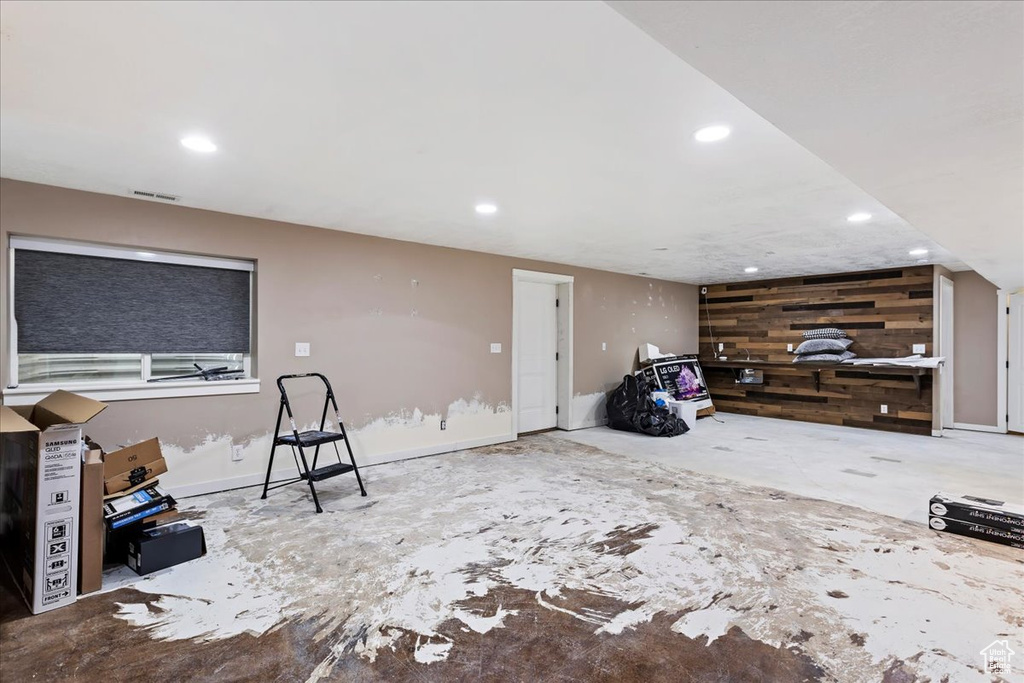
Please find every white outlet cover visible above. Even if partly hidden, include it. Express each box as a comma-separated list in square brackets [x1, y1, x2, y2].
[880, 404, 888, 414]
[912, 344, 926, 354]
[602, 342, 607, 351]
[787, 343, 793, 352]
[490, 343, 502, 354]
[231, 445, 244, 461]
[295, 342, 310, 357]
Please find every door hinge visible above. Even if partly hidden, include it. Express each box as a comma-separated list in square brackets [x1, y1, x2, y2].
[555, 352, 559, 361]
[556, 298, 560, 308]
[556, 405, 559, 414]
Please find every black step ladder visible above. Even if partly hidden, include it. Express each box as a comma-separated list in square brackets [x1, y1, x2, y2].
[260, 373, 367, 513]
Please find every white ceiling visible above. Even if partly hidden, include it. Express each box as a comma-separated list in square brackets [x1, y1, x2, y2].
[609, 0, 1024, 290]
[0, 1, 972, 284]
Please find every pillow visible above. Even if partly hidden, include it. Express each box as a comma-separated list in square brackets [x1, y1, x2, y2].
[793, 351, 857, 363]
[794, 338, 854, 354]
[802, 328, 847, 340]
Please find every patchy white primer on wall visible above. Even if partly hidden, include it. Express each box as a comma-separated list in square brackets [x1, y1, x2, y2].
[105, 436, 1023, 682]
[157, 398, 512, 496]
[570, 391, 608, 429]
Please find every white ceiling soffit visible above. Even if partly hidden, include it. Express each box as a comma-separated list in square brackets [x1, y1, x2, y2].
[608, 0, 1024, 290]
[1, 1, 962, 285]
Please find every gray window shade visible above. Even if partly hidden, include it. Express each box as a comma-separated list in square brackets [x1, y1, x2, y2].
[15, 250, 251, 354]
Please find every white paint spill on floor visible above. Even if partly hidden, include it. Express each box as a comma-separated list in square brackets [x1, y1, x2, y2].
[100, 435, 1023, 683]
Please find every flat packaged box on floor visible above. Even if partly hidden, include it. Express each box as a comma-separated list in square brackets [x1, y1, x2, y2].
[104, 485, 176, 530]
[929, 492, 1023, 533]
[126, 521, 206, 575]
[0, 391, 107, 613]
[929, 516, 1024, 549]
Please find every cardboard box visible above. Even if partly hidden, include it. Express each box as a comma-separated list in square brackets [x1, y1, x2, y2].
[639, 343, 673, 365]
[0, 391, 107, 613]
[126, 521, 206, 575]
[929, 515, 1023, 549]
[637, 355, 713, 410]
[102, 438, 167, 495]
[929, 493, 1023, 533]
[78, 446, 105, 594]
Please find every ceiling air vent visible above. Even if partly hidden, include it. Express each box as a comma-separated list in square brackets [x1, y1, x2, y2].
[129, 189, 180, 202]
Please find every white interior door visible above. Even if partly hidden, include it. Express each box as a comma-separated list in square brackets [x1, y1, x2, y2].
[939, 276, 954, 429]
[1009, 292, 1024, 433]
[516, 281, 558, 433]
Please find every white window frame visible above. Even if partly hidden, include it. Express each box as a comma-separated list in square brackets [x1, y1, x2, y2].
[4, 236, 259, 405]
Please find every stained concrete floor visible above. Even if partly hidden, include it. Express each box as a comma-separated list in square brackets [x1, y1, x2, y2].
[2, 422, 1022, 682]
[553, 415, 1024, 523]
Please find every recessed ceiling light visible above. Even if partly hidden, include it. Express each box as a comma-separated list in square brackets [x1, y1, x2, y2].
[744, 267, 759, 273]
[908, 248, 929, 256]
[694, 125, 731, 142]
[475, 203, 498, 215]
[180, 135, 217, 153]
[847, 212, 872, 223]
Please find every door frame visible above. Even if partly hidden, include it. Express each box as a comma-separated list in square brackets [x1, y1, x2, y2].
[1008, 290, 1023, 433]
[938, 275, 955, 430]
[511, 269, 574, 437]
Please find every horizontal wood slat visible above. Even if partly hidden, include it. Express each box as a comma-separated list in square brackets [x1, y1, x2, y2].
[700, 266, 934, 435]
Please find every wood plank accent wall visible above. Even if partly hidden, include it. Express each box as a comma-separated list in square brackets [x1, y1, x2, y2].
[699, 266, 934, 435]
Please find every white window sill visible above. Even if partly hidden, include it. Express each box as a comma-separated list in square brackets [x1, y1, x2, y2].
[2, 378, 260, 405]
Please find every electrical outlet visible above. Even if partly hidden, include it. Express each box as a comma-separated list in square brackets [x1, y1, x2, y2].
[912, 343, 926, 354]
[880, 404, 888, 414]
[490, 343, 502, 354]
[787, 343, 793, 353]
[602, 342, 607, 351]
[231, 444, 244, 461]
[295, 342, 310, 357]
[718, 343, 724, 352]
[440, 420, 446, 431]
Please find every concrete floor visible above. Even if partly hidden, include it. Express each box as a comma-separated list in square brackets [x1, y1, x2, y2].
[2, 420, 1022, 682]
[555, 415, 1024, 524]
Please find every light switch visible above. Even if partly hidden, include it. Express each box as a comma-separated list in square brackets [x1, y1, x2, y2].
[912, 344, 926, 354]
[490, 343, 502, 354]
[787, 343, 794, 353]
[295, 342, 310, 357]
[602, 342, 607, 351]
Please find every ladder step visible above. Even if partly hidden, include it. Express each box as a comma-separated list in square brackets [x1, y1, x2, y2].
[277, 430, 346, 447]
[300, 462, 354, 482]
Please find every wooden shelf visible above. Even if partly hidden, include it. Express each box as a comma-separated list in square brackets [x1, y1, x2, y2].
[701, 359, 932, 397]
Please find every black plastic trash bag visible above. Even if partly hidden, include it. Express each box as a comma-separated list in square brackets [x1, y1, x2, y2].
[607, 374, 689, 437]
[608, 374, 642, 431]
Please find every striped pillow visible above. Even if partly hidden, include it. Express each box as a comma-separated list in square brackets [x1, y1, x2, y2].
[802, 328, 847, 340]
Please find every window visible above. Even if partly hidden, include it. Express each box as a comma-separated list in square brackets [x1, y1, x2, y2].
[5, 236, 258, 403]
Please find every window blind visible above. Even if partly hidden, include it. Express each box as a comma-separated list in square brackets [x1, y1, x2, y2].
[14, 249, 251, 354]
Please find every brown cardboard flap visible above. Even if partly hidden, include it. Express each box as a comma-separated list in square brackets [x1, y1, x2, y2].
[104, 457, 168, 495]
[103, 438, 163, 479]
[31, 390, 107, 430]
[0, 406, 39, 434]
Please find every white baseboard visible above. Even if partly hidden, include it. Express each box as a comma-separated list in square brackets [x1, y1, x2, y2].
[569, 417, 608, 430]
[167, 432, 515, 499]
[952, 422, 1007, 434]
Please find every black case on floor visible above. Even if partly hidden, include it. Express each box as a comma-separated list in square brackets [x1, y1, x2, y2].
[126, 522, 206, 575]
